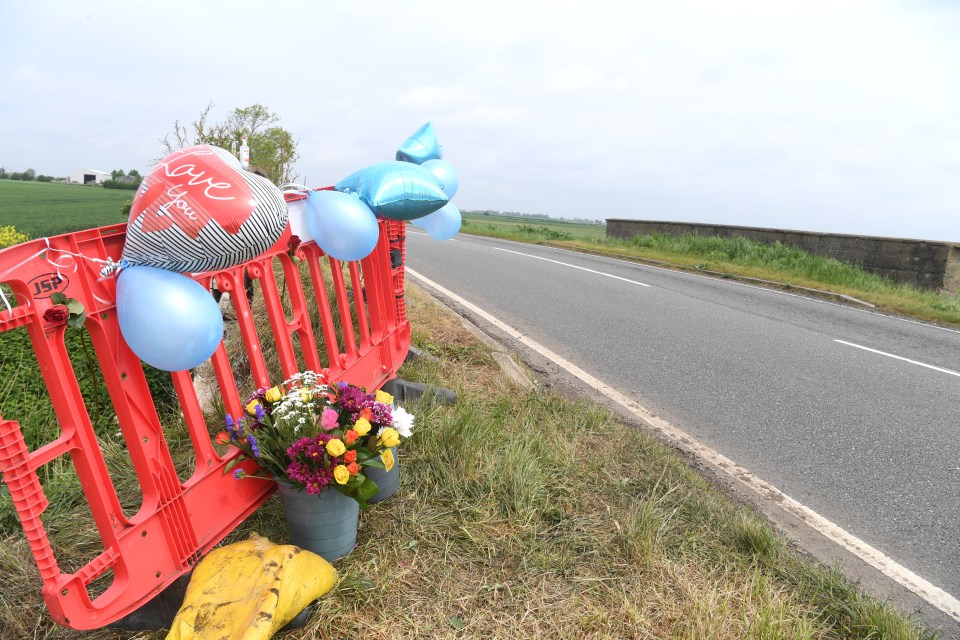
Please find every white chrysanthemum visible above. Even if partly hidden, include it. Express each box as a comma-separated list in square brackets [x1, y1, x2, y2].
[392, 406, 414, 438]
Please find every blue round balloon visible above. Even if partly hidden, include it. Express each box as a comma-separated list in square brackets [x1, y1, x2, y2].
[422, 202, 461, 240]
[421, 159, 458, 199]
[117, 266, 224, 371]
[335, 161, 447, 221]
[305, 190, 380, 261]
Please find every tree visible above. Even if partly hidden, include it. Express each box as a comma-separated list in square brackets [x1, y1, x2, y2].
[111, 169, 125, 179]
[127, 169, 141, 180]
[23, 168, 35, 181]
[157, 102, 300, 185]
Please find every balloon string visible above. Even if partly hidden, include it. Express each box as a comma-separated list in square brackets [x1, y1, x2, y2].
[280, 184, 336, 193]
[98, 257, 127, 278]
[0, 238, 127, 317]
[0, 286, 12, 316]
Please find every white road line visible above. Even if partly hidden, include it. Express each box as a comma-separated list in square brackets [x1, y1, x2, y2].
[407, 230, 456, 241]
[835, 340, 960, 378]
[493, 247, 652, 287]
[406, 266, 960, 624]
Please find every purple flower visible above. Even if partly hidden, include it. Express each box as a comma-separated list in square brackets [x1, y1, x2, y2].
[247, 434, 261, 457]
[338, 384, 368, 413]
[225, 414, 242, 440]
[363, 400, 393, 427]
[233, 468, 246, 480]
[286, 460, 310, 483]
[255, 404, 266, 423]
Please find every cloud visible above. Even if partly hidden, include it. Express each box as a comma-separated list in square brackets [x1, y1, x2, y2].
[1, 0, 959, 240]
[449, 106, 527, 127]
[398, 84, 476, 109]
[549, 64, 605, 91]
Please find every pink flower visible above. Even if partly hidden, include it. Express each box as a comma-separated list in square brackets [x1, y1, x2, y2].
[320, 408, 339, 431]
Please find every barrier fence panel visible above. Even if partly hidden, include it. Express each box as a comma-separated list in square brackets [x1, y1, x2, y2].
[0, 218, 410, 629]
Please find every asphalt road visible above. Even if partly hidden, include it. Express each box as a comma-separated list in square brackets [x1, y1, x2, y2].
[404, 230, 960, 602]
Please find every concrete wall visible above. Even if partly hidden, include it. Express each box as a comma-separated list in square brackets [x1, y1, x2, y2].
[606, 219, 960, 293]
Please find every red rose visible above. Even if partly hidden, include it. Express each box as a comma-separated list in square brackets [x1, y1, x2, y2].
[344, 449, 357, 464]
[43, 307, 69, 324]
[346, 461, 359, 475]
[288, 234, 302, 252]
[215, 431, 231, 445]
[344, 429, 358, 444]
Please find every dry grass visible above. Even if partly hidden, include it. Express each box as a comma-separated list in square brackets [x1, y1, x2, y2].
[0, 284, 938, 639]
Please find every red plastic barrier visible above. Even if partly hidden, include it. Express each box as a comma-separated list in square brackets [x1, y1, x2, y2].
[0, 215, 409, 629]
[386, 220, 408, 324]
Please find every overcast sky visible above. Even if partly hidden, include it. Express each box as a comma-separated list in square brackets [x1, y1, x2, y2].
[2, 0, 958, 242]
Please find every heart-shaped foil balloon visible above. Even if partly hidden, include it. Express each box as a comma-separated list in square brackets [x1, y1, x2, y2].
[120, 145, 288, 273]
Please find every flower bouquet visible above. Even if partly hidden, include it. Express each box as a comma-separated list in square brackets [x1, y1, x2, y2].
[219, 371, 413, 560]
[222, 371, 412, 507]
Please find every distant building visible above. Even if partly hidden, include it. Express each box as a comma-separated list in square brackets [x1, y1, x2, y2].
[68, 169, 110, 185]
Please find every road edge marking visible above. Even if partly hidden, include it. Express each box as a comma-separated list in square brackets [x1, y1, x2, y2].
[406, 266, 960, 623]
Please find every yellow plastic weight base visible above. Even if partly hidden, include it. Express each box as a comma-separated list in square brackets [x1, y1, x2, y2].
[166, 533, 338, 640]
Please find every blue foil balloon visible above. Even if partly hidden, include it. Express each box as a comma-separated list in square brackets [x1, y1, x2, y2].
[305, 190, 379, 261]
[395, 122, 442, 164]
[422, 202, 461, 240]
[335, 161, 447, 221]
[421, 159, 459, 199]
[117, 266, 224, 371]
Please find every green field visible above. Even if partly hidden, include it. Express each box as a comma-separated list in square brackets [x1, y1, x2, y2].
[461, 211, 607, 242]
[0, 179, 129, 238]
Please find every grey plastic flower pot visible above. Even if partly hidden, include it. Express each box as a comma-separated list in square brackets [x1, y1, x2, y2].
[365, 446, 400, 503]
[277, 484, 359, 562]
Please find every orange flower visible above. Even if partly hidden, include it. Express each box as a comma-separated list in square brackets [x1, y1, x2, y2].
[344, 450, 357, 464]
[344, 429, 359, 444]
[360, 407, 373, 421]
[214, 431, 230, 445]
[346, 461, 359, 475]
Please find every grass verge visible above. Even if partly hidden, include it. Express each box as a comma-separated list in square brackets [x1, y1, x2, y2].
[0, 283, 940, 638]
[460, 213, 960, 329]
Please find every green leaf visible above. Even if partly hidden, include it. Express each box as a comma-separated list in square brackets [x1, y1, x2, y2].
[66, 310, 87, 328]
[357, 476, 379, 501]
[449, 616, 466, 631]
[65, 298, 84, 314]
[363, 457, 386, 470]
[50, 293, 66, 305]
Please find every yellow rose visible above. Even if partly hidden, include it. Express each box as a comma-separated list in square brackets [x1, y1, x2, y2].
[265, 386, 282, 403]
[375, 389, 393, 405]
[381, 448, 395, 472]
[333, 465, 350, 485]
[326, 438, 346, 458]
[300, 390, 313, 403]
[379, 428, 400, 449]
[245, 400, 261, 415]
[353, 417, 371, 437]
